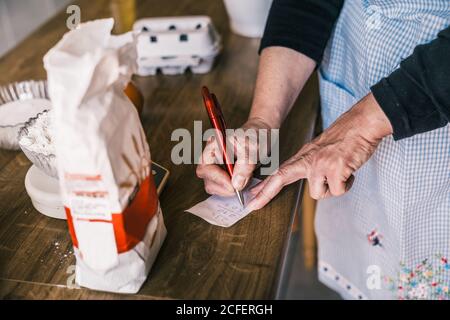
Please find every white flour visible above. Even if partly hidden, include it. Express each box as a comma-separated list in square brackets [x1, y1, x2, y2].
[0, 99, 50, 126]
[0, 98, 51, 150]
[19, 111, 55, 156]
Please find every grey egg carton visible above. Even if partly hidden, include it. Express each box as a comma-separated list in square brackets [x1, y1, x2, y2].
[134, 16, 222, 76]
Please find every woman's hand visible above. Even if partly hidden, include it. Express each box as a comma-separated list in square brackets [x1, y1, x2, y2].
[247, 94, 393, 210]
[196, 118, 272, 196]
[196, 46, 316, 198]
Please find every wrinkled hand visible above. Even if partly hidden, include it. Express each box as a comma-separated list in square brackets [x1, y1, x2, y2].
[196, 118, 271, 196]
[247, 94, 393, 210]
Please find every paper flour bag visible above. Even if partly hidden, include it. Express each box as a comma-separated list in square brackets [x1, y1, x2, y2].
[44, 19, 166, 294]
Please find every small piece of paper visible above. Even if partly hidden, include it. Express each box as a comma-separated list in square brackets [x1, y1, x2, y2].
[186, 178, 261, 228]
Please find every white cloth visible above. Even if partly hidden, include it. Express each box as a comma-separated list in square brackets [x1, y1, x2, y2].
[44, 19, 166, 294]
[316, 0, 450, 300]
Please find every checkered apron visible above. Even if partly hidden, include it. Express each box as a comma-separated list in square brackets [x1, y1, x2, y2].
[316, 0, 450, 299]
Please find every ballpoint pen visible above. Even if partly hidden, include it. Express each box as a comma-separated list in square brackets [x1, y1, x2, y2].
[201, 86, 245, 208]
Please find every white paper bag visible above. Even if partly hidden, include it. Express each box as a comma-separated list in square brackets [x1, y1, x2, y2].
[44, 18, 166, 294]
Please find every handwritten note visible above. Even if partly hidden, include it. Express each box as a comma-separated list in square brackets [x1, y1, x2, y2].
[186, 179, 261, 227]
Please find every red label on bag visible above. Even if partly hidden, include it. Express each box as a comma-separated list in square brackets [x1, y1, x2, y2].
[65, 174, 159, 253]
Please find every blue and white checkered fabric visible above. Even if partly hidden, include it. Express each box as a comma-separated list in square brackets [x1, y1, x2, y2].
[315, 0, 450, 299]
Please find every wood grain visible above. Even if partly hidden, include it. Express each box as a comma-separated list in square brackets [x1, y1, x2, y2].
[0, 0, 319, 299]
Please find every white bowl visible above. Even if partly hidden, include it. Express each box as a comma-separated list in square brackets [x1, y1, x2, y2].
[25, 164, 65, 220]
[18, 110, 58, 178]
[0, 80, 50, 150]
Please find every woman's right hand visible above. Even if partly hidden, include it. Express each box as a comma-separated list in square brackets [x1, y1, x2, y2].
[196, 46, 317, 197]
[196, 118, 272, 196]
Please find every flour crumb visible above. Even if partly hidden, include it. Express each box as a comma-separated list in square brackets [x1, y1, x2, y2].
[19, 111, 54, 156]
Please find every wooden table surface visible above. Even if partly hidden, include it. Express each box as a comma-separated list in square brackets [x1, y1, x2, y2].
[0, 0, 318, 299]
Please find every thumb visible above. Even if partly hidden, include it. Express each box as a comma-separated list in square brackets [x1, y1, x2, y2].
[247, 157, 308, 210]
[246, 174, 284, 211]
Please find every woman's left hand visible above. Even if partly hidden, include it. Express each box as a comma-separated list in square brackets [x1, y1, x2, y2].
[247, 93, 393, 210]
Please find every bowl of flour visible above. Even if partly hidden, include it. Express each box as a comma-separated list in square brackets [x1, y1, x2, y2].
[18, 110, 57, 178]
[0, 80, 51, 150]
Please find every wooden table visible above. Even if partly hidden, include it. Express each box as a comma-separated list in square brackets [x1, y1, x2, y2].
[0, 0, 319, 299]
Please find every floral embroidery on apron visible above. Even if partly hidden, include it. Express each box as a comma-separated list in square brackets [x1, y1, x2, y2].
[315, 0, 450, 299]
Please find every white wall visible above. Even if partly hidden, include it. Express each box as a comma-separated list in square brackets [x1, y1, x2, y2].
[0, 0, 71, 56]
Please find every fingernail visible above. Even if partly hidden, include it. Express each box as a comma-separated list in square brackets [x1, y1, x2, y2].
[232, 175, 246, 190]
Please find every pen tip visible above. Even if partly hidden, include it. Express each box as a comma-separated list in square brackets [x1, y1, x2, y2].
[236, 190, 245, 208]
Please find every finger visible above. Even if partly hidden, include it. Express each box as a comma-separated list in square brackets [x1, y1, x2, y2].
[198, 136, 222, 166]
[204, 180, 235, 197]
[231, 133, 257, 191]
[250, 178, 270, 195]
[326, 176, 347, 197]
[232, 159, 256, 191]
[325, 170, 355, 197]
[247, 174, 285, 211]
[277, 158, 308, 185]
[196, 164, 234, 194]
[308, 173, 328, 200]
[248, 156, 308, 209]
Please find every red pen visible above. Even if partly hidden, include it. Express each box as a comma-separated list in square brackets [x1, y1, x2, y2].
[201, 86, 245, 207]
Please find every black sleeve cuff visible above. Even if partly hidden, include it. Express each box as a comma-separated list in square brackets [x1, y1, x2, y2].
[371, 78, 410, 141]
[371, 26, 450, 141]
[259, 0, 344, 64]
[371, 70, 447, 141]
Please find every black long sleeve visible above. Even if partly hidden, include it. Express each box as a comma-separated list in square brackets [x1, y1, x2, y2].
[259, 0, 344, 64]
[261, 1, 450, 140]
[371, 26, 450, 140]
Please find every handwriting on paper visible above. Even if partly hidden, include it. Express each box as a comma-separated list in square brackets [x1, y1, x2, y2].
[186, 179, 261, 227]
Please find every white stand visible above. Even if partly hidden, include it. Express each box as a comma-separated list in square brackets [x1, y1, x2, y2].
[24, 165, 66, 220]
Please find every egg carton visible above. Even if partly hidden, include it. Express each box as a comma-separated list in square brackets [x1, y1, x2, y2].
[133, 16, 222, 76]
